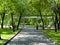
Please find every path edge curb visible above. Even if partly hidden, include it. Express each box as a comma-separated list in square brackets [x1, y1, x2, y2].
[2, 28, 22, 45]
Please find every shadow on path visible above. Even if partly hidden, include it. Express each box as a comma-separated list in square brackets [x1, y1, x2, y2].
[7, 28, 56, 45]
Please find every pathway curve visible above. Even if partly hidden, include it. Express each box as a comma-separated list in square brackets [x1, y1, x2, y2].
[7, 28, 56, 45]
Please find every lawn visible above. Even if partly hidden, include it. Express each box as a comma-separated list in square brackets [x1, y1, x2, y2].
[0, 28, 19, 45]
[42, 30, 60, 45]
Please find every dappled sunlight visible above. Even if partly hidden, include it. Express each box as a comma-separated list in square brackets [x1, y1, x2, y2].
[7, 28, 56, 45]
[0, 39, 7, 45]
[29, 42, 49, 45]
[0, 28, 19, 45]
[0, 0, 60, 45]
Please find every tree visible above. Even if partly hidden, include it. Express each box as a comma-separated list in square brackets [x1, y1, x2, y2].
[12, 0, 26, 29]
[29, 0, 50, 30]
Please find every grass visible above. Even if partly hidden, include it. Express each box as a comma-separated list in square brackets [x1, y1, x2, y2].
[42, 30, 60, 45]
[0, 28, 19, 45]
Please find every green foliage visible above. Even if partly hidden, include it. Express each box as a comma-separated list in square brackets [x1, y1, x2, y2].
[0, 0, 59, 26]
[29, 0, 52, 15]
[42, 30, 60, 45]
[0, 28, 19, 45]
[0, 0, 56, 16]
[0, 0, 60, 44]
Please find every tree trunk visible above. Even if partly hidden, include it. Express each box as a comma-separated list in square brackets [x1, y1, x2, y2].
[59, 16, 60, 29]
[36, 24, 38, 30]
[58, 13, 60, 29]
[1, 12, 5, 29]
[58, 5, 60, 29]
[57, 18, 59, 29]
[53, 10, 58, 32]
[11, 13, 15, 32]
[17, 15, 21, 30]
[55, 22, 57, 32]
[0, 35, 1, 40]
[40, 11, 44, 30]
[54, 14, 58, 32]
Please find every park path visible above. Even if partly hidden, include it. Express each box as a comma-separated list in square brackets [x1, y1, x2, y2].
[7, 28, 56, 45]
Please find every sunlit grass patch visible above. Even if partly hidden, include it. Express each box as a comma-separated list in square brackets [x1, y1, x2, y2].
[42, 30, 60, 45]
[0, 28, 19, 45]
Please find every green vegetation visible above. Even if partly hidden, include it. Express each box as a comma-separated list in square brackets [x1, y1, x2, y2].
[42, 30, 60, 45]
[0, 0, 60, 44]
[0, 0, 60, 31]
[0, 29, 19, 45]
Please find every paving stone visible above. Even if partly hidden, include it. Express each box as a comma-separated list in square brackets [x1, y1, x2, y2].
[7, 28, 56, 45]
